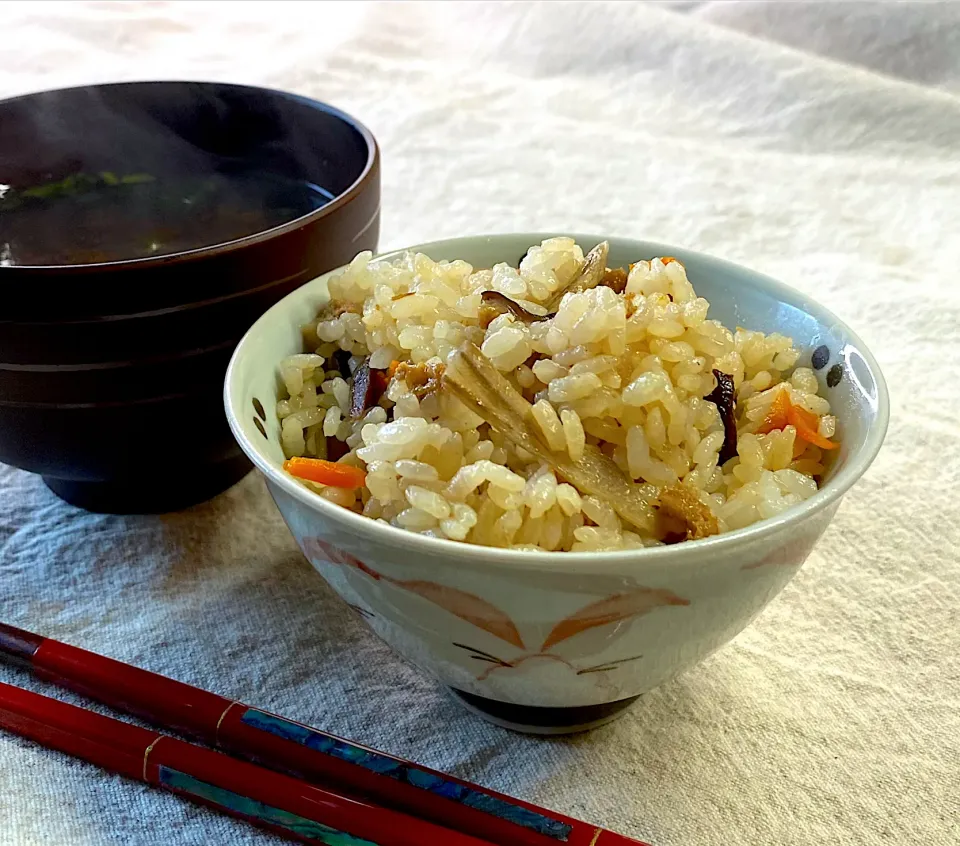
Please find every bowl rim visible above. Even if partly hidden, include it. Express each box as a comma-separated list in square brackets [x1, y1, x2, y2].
[0, 79, 379, 273]
[225, 233, 890, 570]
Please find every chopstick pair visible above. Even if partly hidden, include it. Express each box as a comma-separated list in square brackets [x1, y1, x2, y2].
[0, 681, 474, 846]
[0, 622, 647, 846]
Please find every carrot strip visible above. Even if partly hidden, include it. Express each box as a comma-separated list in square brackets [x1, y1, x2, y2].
[755, 388, 791, 435]
[755, 386, 838, 450]
[387, 360, 400, 378]
[787, 405, 839, 450]
[788, 404, 818, 430]
[283, 457, 367, 488]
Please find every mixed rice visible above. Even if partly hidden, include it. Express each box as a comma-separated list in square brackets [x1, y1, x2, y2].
[276, 238, 838, 552]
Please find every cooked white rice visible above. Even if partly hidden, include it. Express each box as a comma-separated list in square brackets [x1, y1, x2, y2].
[277, 238, 836, 551]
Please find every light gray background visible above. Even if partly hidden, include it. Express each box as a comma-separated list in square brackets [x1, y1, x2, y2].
[1, 2, 957, 844]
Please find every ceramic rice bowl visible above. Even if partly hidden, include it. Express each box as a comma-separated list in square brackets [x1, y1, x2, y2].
[225, 234, 888, 734]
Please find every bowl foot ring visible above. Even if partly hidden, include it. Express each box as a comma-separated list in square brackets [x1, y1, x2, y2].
[43, 454, 252, 514]
[449, 687, 640, 735]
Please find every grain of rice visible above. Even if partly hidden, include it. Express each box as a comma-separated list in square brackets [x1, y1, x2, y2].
[396, 507, 438, 531]
[532, 400, 566, 452]
[622, 370, 671, 407]
[559, 408, 586, 461]
[323, 406, 342, 437]
[582, 496, 619, 530]
[488, 484, 524, 510]
[440, 503, 478, 540]
[548, 373, 603, 404]
[556, 483, 582, 516]
[404, 486, 451, 520]
[395, 459, 439, 482]
[819, 415, 837, 438]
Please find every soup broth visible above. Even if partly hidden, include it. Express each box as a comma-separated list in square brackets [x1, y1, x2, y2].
[0, 169, 333, 266]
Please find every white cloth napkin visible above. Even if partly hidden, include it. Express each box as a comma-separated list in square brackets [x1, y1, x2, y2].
[1, 2, 957, 844]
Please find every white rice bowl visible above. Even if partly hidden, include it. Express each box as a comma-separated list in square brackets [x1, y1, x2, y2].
[276, 238, 837, 552]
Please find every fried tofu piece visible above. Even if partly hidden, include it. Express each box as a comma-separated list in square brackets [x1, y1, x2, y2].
[656, 483, 719, 542]
[394, 361, 445, 398]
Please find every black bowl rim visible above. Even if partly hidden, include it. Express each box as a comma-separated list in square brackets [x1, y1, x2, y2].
[0, 79, 378, 273]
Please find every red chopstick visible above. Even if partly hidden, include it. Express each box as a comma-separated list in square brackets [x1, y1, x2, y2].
[0, 680, 491, 846]
[0, 622, 648, 846]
